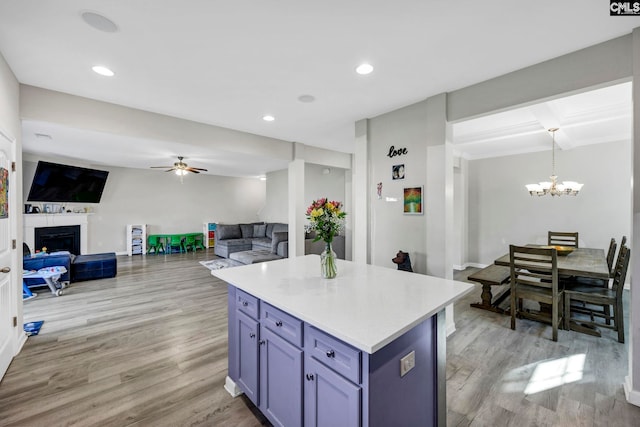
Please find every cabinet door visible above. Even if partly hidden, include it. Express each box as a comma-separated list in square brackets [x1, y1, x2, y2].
[259, 326, 303, 427]
[236, 310, 260, 405]
[304, 356, 361, 427]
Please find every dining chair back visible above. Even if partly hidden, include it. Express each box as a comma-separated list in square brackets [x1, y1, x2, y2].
[606, 238, 617, 276]
[509, 245, 561, 341]
[621, 235, 627, 248]
[564, 245, 630, 343]
[548, 231, 579, 248]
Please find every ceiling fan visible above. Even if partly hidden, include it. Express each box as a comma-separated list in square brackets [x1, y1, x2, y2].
[150, 156, 208, 176]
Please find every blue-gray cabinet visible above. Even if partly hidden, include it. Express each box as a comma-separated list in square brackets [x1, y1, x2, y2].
[304, 356, 361, 427]
[260, 326, 303, 426]
[227, 284, 441, 427]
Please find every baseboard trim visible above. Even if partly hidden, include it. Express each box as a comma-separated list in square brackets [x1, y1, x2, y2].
[446, 321, 456, 337]
[453, 262, 487, 271]
[224, 376, 243, 397]
[624, 376, 640, 407]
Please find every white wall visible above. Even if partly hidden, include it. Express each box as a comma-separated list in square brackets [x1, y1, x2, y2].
[304, 163, 346, 210]
[260, 169, 288, 223]
[467, 140, 631, 265]
[368, 101, 428, 273]
[23, 159, 265, 254]
[261, 163, 347, 228]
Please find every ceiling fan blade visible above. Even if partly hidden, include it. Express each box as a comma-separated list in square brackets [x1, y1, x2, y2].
[187, 167, 208, 172]
[186, 169, 201, 174]
[164, 167, 177, 172]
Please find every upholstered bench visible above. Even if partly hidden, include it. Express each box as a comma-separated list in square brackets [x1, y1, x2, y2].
[71, 252, 117, 282]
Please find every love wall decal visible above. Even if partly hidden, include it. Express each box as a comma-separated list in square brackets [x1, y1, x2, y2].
[387, 145, 408, 158]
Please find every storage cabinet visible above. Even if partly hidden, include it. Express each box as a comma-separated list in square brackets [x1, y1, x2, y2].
[304, 356, 361, 427]
[236, 310, 260, 404]
[126, 224, 147, 256]
[203, 222, 217, 248]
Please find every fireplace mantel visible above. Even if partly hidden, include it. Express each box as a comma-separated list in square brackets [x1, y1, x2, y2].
[23, 213, 90, 254]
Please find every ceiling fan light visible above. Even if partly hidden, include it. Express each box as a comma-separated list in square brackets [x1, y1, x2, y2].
[175, 169, 187, 176]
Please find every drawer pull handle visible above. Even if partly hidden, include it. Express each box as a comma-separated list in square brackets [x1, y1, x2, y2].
[275, 320, 283, 327]
[306, 373, 315, 381]
[242, 301, 248, 307]
[326, 350, 335, 358]
[259, 340, 266, 345]
[249, 332, 256, 338]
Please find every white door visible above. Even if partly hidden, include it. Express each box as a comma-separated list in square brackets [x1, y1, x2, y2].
[0, 127, 17, 379]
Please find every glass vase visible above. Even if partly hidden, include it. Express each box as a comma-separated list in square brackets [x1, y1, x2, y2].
[320, 242, 337, 279]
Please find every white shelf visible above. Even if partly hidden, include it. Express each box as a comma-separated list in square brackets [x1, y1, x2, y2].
[126, 224, 147, 256]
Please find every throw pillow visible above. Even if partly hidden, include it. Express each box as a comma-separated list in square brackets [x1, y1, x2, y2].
[217, 224, 242, 240]
[239, 224, 254, 239]
[253, 224, 267, 238]
[271, 231, 288, 254]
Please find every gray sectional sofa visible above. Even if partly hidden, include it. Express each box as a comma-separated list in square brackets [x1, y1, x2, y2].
[214, 222, 288, 261]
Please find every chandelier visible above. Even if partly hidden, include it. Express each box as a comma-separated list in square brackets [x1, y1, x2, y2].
[526, 128, 583, 197]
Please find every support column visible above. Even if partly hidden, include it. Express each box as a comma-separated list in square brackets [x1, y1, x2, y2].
[288, 143, 305, 257]
[425, 93, 456, 335]
[353, 119, 369, 264]
[625, 27, 640, 408]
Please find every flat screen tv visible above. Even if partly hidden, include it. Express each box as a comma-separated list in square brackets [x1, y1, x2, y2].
[27, 161, 109, 203]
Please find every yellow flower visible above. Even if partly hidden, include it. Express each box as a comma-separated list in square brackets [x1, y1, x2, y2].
[311, 208, 324, 218]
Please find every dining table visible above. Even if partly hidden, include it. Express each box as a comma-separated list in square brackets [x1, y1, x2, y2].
[493, 246, 609, 280]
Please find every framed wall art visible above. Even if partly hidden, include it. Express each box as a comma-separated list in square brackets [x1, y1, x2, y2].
[392, 164, 405, 180]
[403, 186, 423, 215]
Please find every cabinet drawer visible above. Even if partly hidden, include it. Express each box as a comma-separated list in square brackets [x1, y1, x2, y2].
[261, 302, 303, 347]
[236, 289, 259, 320]
[305, 325, 361, 384]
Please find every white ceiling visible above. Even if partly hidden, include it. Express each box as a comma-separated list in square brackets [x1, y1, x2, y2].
[0, 1, 638, 176]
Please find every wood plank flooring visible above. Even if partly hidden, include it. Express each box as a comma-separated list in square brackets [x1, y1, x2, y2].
[0, 253, 637, 426]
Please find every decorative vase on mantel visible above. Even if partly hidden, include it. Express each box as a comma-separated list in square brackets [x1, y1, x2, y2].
[320, 241, 337, 279]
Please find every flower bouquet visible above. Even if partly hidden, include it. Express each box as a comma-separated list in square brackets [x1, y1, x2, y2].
[305, 198, 346, 278]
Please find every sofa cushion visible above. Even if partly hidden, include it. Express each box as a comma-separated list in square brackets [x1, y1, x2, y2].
[253, 224, 267, 238]
[239, 223, 254, 238]
[252, 238, 272, 250]
[268, 223, 288, 239]
[271, 231, 288, 254]
[217, 224, 242, 240]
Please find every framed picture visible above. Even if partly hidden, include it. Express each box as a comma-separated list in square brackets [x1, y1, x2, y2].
[392, 164, 405, 180]
[0, 167, 7, 219]
[403, 186, 423, 215]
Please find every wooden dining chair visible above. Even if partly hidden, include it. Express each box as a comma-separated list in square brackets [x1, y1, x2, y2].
[606, 238, 617, 277]
[509, 245, 562, 341]
[548, 231, 579, 248]
[563, 245, 630, 343]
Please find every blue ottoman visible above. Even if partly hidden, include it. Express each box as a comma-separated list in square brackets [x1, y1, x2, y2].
[71, 253, 117, 282]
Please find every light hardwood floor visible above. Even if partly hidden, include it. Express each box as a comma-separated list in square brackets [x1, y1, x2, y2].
[0, 253, 638, 426]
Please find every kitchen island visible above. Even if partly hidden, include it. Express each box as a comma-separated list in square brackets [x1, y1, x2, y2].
[212, 255, 473, 427]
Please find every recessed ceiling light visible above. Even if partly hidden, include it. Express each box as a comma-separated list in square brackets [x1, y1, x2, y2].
[81, 11, 118, 33]
[298, 94, 316, 103]
[259, 176, 267, 181]
[356, 63, 374, 75]
[263, 115, 275, 122]
[92, 65, 115, 77]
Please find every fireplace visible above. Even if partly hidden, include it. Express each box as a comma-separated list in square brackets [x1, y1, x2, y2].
[34, 225, 81, 254]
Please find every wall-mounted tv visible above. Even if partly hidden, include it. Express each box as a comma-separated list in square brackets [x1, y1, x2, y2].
[27, 161, 109, 203]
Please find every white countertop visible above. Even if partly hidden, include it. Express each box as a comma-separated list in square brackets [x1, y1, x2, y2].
[212, 255, 473, 353]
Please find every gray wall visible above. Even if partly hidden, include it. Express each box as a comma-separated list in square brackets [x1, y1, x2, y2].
[368, 101, 428, 273]
[467, 140, 631, 265]
[23, 158, 266, 253]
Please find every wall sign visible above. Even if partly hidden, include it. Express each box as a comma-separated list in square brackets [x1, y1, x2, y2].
[387, 145, 408, 158]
